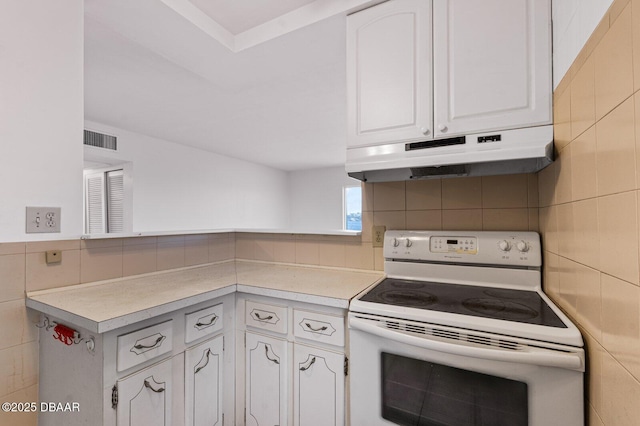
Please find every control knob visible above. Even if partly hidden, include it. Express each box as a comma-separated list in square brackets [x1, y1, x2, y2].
[405, 238, 412, 248]
[516, 241, 529, 253]
[392, 238, 400, 247]
[497, 240, 511, 252]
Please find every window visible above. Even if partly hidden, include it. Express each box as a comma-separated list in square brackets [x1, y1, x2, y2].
[344, 185, 362, 231]
[84, 167, 127, 234]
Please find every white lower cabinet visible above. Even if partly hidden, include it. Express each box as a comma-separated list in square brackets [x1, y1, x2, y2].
[116, 357, 173, 426]
[185, 335, 224, 426]
[245, 332, 288, 426]
[293, 344, 345, 426]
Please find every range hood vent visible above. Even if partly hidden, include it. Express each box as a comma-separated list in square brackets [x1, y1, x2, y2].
[84, 130, 117, 151]
[346, 125, 553, 182]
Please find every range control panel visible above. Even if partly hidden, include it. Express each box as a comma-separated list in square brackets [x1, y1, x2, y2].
[384, 230, 541, 267]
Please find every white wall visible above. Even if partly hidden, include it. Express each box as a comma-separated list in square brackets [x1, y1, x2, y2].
[552, 0, 613, 88]
[0, 1, 84, 243]
[84, 120, 290, 232]
[289, 166, 361, 231]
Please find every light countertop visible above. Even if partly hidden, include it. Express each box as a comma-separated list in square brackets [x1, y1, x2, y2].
[26, 260, 383, 334]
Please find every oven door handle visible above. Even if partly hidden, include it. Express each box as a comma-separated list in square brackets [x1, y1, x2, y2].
[350, 316, 584, 371]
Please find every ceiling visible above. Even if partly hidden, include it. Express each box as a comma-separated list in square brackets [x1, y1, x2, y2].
[83, 0, 381, 171]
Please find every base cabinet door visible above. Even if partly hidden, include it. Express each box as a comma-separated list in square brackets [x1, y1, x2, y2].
[185, 336, 224, 426]
[245, 332, 288, 426]
[293, 344, 345, 426]
[116, 357, 172, 426]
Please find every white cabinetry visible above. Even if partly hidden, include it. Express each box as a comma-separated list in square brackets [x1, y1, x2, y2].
[185, 336, 224, 426]
[239, 297, 347, 426]
[347, 0, 551, 147]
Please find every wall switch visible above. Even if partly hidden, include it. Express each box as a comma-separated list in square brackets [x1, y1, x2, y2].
[26, 207, 61, 233]
[372, 225, 386, 247]
[46, 250, 62, 264]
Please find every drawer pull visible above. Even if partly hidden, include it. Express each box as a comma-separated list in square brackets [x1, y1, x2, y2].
[264, 345, 280, 365]
[299, 356, 316, 371]
[133, 335, 165, 351]
[194, 349, 212, 374]
[254, 312, 274, 321]
[305, 322, 328, 332]
[143, 377, 165, 393]
[195, 315, 218, 328]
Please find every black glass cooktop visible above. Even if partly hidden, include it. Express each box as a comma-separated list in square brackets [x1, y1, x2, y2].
[360, 278, 566, 328]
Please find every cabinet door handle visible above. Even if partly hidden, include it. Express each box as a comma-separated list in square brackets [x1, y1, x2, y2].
[254, 312, 273, 321]
[299, 356, 316, 371]
[194, 349, 212, 374]
[133, 335, 164, 350]
[144, 378, 165, 393]
[195, 315, 217, 328]
[305, 322, 328, 332]
[264, 345, 280, 365]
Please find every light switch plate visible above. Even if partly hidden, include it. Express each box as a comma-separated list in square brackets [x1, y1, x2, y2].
[26, 207, 61, 233]
[372, 225, 386, 247]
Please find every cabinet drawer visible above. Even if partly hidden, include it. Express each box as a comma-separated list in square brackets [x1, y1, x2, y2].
[117, 320, 173, 372]
[245, 300, 287, 334]
[293, 309, 344, 347]
[185, 303, 223, 344]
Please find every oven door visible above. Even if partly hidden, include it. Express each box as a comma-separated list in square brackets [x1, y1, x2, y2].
[348, 314, 584, 426]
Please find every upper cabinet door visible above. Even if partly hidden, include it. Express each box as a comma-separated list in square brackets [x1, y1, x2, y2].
[347, 0, 432, 148]
[432, 0, 551, 138]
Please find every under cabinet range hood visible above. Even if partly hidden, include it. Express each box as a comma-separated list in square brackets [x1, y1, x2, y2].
[345, 125, 553, 182]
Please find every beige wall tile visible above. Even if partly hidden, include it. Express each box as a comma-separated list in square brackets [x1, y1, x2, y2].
[441, 177, 482, 209]
[123, 244, 157, 277]
[0, 300, 37, 350]
[601, 273, 640, 380]
[184, 238, 209, 266]
[373, 211, 406, 230]
[0, 384, 38, 426]
[575, 264, 602, 341]
[481, 174, 528, 208]
[537, 162, 557, 207]
[0, 254, 25, 302]
[25, 250, 80, 292]
[527, 174, 539, 207]
[571, 55, 596, 139]
[555, 145, 574, 204]
[0, 243, 25, 256]
[157, 236, 185, 245]
[634, 0, 640, 90]
[362, 182, 374, 212]
[573, 199, 600, 269]
[594, 4, 634, 120]
[528, 208, 539, 232]
[601, 350, 640, 425]
[610, 0, 631, 24]
[295, 241, 319, 265]
[543, 251, 560, 297]
[123, 236, 157, 246]
[599, 191, 639, 285]
[558, 256, 578, 317]
[360, 211, 373, 243]
[80, 247, 123, 283]
[405, 210, 442, 230]
[373, 247, 384, 271]
[635, 93, 640, 189]
[80, 238, 123, 249]
[345, 243, 374, 270]
[0, 342, 37, 398]
[571, 126, 598, 201]
[442, 209, 482, 231]
[405, 180, 441, 210]
[554, 205, 572, 253]
[595, 97, 637, 196]
[554, 83, 572, 151]
[156, 242, 185, 272]
[482, 209, 529, 231]
[538, 206, 558, 254]
[373, 182, 405, 211]
[254, 238, 275, 262]
[588, 404, 604, 426]
[318, 242, 346, 268]
[209, 237, 234, 262]
[273, 240, 296, 263]
[235, 236, 254, 260]
[25, 240, 79, 253]
[584, 332, 604, 414]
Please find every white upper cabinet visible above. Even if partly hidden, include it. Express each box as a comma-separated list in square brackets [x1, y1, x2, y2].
[433, 0, 551, 137]
[347, 0, 551, 147]
[347, 0, 432, 148]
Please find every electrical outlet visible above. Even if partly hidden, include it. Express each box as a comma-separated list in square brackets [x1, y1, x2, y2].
[372, 225, 386, 247]
[26, 207, 61, 233]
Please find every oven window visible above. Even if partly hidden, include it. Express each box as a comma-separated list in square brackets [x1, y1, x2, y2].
[381, 353, 528, 426]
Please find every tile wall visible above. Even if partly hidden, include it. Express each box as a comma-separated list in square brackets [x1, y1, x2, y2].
[542, 0, 640, 424]
[0, 233, 234, 426]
